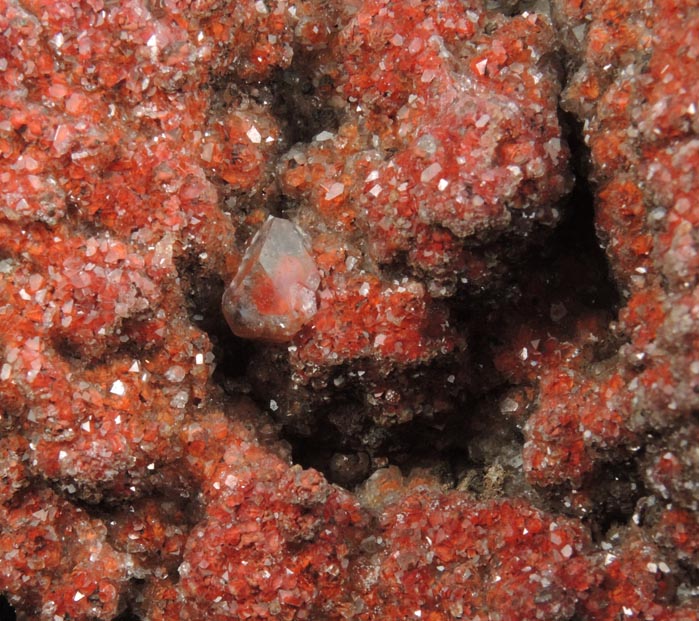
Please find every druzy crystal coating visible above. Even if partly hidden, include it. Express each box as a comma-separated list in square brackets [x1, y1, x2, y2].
[222, 216, 321, 342]
[1, 0, 699, 619]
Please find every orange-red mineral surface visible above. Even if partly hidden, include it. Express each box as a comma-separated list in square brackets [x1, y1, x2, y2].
[1, 0, 698, 619]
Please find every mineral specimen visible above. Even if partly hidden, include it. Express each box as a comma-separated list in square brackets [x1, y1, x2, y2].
[1, 0, 698, 619]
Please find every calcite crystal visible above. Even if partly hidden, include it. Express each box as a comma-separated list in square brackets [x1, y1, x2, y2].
[1, 0, 699, 619]
[222, 216, 321, 342]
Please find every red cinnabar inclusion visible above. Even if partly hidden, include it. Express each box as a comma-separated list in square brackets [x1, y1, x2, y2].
[222, 216, 321, 342]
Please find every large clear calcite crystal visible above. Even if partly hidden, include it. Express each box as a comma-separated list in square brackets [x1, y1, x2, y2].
[222, 216, 321, 342]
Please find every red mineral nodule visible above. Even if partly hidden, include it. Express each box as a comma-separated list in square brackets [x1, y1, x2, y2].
[222, 216, 321, 342]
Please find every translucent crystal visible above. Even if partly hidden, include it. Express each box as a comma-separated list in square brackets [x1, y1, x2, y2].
[222, 216, 321, 342]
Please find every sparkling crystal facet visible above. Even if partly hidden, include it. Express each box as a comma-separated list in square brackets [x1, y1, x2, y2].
[222, 216, 321, 342]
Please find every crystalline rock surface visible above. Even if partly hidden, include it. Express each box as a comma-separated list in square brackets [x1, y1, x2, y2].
[0, 0, 698, 619]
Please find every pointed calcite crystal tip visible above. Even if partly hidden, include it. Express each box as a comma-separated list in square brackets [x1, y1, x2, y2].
[222, 216, 321, 342]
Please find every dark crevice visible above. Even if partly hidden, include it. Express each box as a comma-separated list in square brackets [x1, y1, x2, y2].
[288, 402, 470, 488]
[113, 608, 141, 621]
[175, 252, 256, 385]
[589, 459, 647, 539]
[677, 566, 699, 605]
[0, 595, 16, 621]
[485, 0, 550, 16]
[271, 57, 340, 145]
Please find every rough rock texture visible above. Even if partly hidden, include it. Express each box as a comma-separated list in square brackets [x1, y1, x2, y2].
[1, 0, 698, 619]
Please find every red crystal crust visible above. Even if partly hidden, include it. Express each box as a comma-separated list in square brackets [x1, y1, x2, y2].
[280, 0, 570, 296]
[1, 0, 698, 619]
[511, 0, 699, 488]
